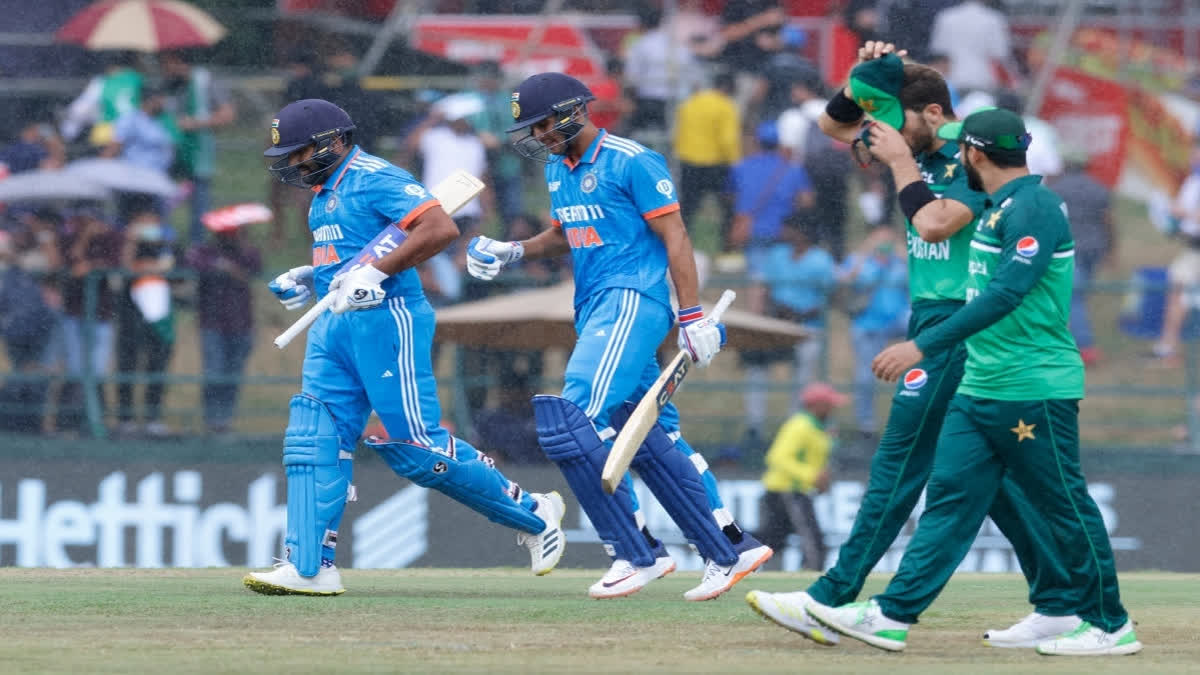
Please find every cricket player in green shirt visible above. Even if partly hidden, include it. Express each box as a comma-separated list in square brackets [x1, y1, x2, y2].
[804, 107, 1142, 657]
[747, 42, 1077, 649]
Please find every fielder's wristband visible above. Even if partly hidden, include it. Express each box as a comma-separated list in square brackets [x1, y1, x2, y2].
[898, 180, 939, 222]
[826, 89, 865, 124]
[677, 305, 703, 325]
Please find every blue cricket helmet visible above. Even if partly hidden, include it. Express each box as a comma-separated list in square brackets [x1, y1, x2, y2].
[265, 98, 355, 158]
[506, 72, 595, 133]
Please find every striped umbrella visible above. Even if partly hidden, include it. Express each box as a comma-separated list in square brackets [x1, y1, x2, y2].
[57, 0, 226, 52]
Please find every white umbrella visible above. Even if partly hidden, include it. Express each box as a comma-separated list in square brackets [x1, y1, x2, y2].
[0, 170, 112, 203]
[64, 158, 178, 198]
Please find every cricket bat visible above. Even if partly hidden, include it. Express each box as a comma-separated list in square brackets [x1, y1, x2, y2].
[273, 169, 486, 349]
[601, 289, 736, 494]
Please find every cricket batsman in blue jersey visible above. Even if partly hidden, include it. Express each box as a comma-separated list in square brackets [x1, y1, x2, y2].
[243, 99, 566, 596]
[466, 73, 772, 600]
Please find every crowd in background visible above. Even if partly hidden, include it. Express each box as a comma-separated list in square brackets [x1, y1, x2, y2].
[0, 0, 1136, 463]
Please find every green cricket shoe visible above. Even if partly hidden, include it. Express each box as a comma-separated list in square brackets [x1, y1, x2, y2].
[1036, 620, 1144, 656]
[805, 598, 909, 652]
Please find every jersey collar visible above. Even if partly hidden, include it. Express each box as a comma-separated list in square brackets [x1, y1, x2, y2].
[986, 174, 1040, 206]
[562, 129, 607, 171]
[311, 145, 361, 193]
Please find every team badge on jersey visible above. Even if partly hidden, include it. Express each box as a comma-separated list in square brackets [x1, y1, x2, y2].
[656, 179, 674, 197]
[325, 195, 338, 212]
[405, 184, 427, 198]
[1016, 236, 1039, 257]
[903, 368, 928, 391]
[581, 172, 598, 193]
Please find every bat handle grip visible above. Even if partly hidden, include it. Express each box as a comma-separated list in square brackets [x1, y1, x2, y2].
[274, 293, 335, 349]
[709, 289, 736, 323]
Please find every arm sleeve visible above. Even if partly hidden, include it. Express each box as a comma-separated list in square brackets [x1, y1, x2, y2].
[915, 198, 1063, 356]
[368, 171, 441, 231]
[628, 151, 681, 219]
[764, 417, 827, 490]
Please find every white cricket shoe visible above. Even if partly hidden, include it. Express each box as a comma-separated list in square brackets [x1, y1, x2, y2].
[518, 491, 567, 576]
[588, 554, 676, 599]
[683, 544, 773, 601]
[243, 561, 345, 596]
[806, 598, 909, 652]
[983, 612, 1082, 648]
[745, 590, 839, 645]
[1036, 620, 1143, 656]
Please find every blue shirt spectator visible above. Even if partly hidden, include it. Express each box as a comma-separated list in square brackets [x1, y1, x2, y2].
[109, 88, 174, 173]
[840, 242, 908, 333]
[752, 219, 835, 330]
[730, 121, 814, 246]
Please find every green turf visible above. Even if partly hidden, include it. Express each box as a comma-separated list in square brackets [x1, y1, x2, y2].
[0, 569, 1193, 674]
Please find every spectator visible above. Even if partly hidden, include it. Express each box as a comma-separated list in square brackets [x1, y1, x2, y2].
[586, 56, 633, 137]
[758, 26, 818, 122]
[728, 120, 814, 266]
[778, 68, 854, 260]
[283, 49, 332, 103]
[324, 45, 376, 151]
[838, 225, 909, 435]
[161, 49, 236, 244]
[115, 201, 176, 437]
[742, 216, 835, 447]
[408, 96, 490, 232]
[186, 223, 262, 434]
[758, 382, 848, 571]
[878, 0, 959, 61]
[0, 230, 57, 433]
[1156, 141, 1200, 362]
[1051, 147, 1114, 367]
[56, 209, 122, 434]
[107, 83, 175, 174]
[466, 61, 526, 222]
[924, 51, 960, 110]
[842, 0, 883, 43]
[673, 70, 741, 236]
[0, 122, 65, 174]
[624, 5, 703, 137]
[60, 51, 143, 147]
[929, 0, 1014, 93]
[709, 0, 786, 81]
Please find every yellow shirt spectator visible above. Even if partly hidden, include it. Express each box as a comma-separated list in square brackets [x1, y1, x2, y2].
[762, 412, 832, 494]
[673, 88, 741, 167]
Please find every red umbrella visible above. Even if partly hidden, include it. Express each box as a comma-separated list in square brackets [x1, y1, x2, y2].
[57, 0, 226, 52]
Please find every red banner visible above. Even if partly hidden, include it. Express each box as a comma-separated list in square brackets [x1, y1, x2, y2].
[1039, 68, 1130, 188]
[412, 17, 604, 81]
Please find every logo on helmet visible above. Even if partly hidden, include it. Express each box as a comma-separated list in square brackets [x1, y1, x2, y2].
[903, 368, 928, 390]
[270, 118, 281, 145]
[1016, 236, 1039, 257]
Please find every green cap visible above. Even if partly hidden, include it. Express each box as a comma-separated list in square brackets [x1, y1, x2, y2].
[936, 107, 1031, 153]
[848, 53, 905, 130]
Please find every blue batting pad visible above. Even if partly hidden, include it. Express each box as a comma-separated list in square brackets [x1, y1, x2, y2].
[368, 436, 545, 535]
[533, 395, 654, 567]
[283, 394, 353, 576]
[612, 403, 738, 566]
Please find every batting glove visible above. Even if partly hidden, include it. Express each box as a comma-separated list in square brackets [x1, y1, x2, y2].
[329, 264, 389, 314]
[268, 265, 315, 311]
[466, 235, 524, 281]
[676, 305, 727, 368]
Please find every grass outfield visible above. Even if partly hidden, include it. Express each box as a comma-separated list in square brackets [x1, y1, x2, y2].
[0, 570, 1194, 674]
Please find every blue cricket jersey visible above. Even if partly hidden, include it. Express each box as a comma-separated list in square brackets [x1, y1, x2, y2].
[306, 146, 438, 298]
[545, 130, 679, 311]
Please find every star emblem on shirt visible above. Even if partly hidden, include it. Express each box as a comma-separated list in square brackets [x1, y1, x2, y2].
[944, 164, 956, 178]
[1011, 419, 1037, 442]
[985, 210, 1003, 229]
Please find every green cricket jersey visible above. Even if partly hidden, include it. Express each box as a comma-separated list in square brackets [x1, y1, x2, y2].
[907, 141, 989, 304]
[914, 174, 1085, 400]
